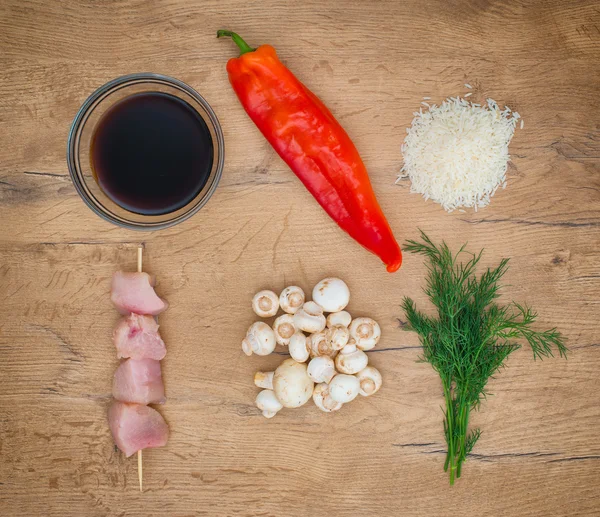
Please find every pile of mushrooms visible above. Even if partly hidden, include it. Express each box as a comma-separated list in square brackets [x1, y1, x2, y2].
[242, 278, 383, 418]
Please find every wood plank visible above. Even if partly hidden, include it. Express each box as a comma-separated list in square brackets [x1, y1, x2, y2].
[1, 0, 599, 515]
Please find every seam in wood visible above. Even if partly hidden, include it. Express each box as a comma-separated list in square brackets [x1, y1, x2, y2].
[33, 241, 146, 246]
[461, 218, 600, 228]
[368, 346, 422, 353]
[23, 171, 69, 178]
[547, 455, 600, 463]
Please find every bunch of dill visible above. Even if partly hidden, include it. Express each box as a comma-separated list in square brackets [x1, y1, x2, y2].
[401, 231, 566, 485]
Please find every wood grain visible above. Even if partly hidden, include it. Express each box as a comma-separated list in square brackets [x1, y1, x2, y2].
[1, 0, 599, 515]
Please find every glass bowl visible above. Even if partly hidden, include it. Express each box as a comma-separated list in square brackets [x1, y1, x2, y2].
[67, 73, 224, 230]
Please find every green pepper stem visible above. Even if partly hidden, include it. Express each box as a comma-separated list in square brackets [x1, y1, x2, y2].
[216, 30, 255, 55]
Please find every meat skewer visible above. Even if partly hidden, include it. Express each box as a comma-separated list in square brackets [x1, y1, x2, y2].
[108, 246, 169, 492]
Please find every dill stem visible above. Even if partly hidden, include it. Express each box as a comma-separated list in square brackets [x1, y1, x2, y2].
[442, 380, 456, 485]
[456, 401, 471, 479]
[443, 383, 473, 485]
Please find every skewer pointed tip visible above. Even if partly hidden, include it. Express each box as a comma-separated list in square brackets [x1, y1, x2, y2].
[137, 246, 143, 274]
[138, 449, 143, 492]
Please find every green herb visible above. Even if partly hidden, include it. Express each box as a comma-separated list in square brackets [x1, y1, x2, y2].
[401, 231, 567, 485]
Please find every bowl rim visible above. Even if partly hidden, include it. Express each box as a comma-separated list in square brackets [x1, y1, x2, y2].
[67, 72, 225, 231]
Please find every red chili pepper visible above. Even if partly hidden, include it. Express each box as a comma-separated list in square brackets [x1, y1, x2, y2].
[217, 31, 402, 272]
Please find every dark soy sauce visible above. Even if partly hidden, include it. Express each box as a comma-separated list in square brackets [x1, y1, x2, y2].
[91, 92, 213, 215]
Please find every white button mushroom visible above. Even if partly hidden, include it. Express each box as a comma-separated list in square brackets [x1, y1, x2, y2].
[335, 343, 369, 374]
[309, 331, 338, 359]
[279, 286, 305, 314]
[273, 359, 314, 408]
[242, 322, 276, 356]
[293, 301, 326, 334]
[288, 331, 310, 363]
[273, 314, 296, 346]
[252, 290, 280, 318]
[326, 310, 352, 328]
[255, 389, 283, 418]
[349, 317, 381, 351]
[312, 278, 350, 313]
[307, 356, 336, 383]
[312, 383, 343, 412]
[326, 324, 350, 351]
[343, 341, 357, 353]
[356, 366, 383, 397]
[328, 374, 360, 403]
[254, 371, 274, 390]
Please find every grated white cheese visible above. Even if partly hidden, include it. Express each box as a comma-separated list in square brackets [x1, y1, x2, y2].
[397, 96, 521, 212]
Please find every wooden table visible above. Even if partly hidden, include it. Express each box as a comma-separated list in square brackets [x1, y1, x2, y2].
[1, 1, 599, 515]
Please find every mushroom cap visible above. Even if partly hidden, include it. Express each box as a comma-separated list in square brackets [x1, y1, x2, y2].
[273, 359, 314, 408]
[252, 290, 280, 318]
[293, 302, 326, 334]
[335, 346, 369, 374]
[356, 366, 383, 397]
[329, 374, 360, 403]
[243, 322, 276, 356]
[326, 311, 352, 328]
[273, 314, 296, 346]
[255, 389, 283, 418]
[307, 356, 336, 383]
[313, 383, 343, 412]
[343, 340, 358, 354]
[312, 278, 350, 313]
[349, 317, 381, 351]
[303, 301, 324, 316]
[288, 332, 310, 363]
[279, 286, 305, 314]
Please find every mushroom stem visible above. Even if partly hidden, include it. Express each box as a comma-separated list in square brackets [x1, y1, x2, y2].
[313, 383, 343, 412]
[254, 371, 274, 390]
[327, 325, 350, 351]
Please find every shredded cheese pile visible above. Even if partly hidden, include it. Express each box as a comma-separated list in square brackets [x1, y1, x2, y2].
[397, 96, 521, 212]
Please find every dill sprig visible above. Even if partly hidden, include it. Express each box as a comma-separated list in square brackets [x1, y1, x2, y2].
[401, 231, 567, 485]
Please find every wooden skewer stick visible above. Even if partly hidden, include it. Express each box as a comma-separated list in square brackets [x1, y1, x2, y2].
[136, 246, 143, 493]
[137, 245, 143, 274]
[138, 449, 143, 493]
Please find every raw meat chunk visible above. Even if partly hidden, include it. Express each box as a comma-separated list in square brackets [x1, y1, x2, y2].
[113, 313, 166, 360]
[113, 358, 166, 405]
[108, 401, 169, 457]
[111, 271, 168, 315]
